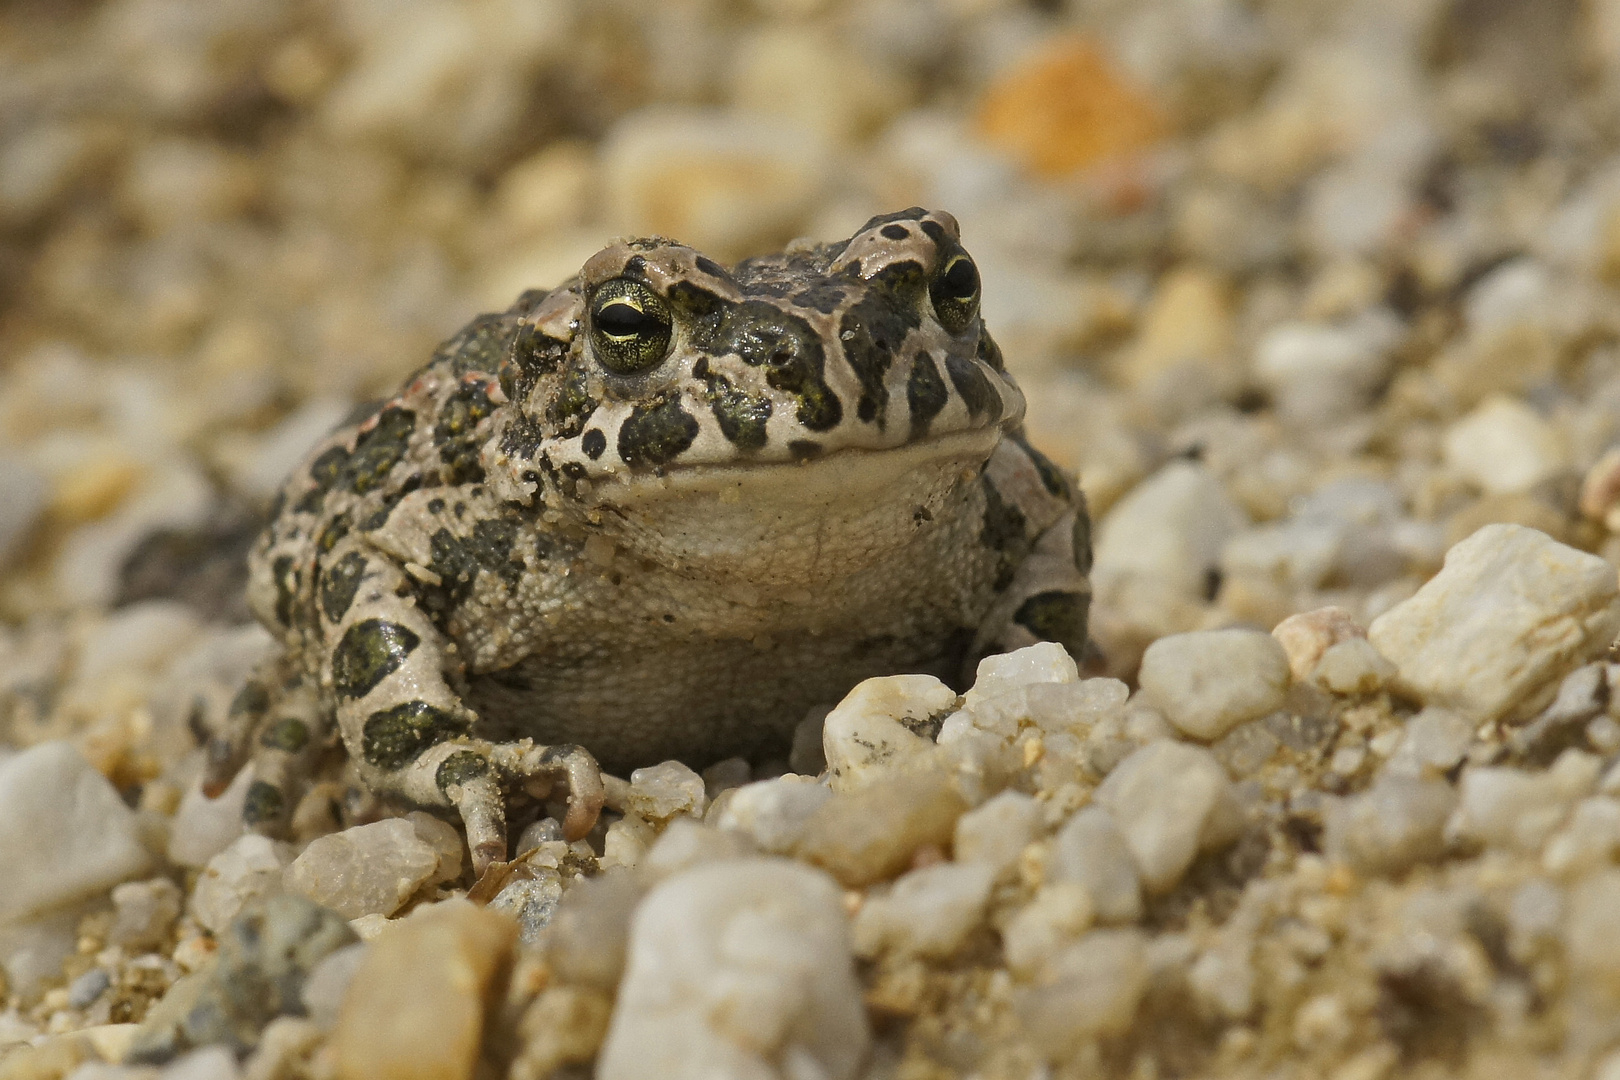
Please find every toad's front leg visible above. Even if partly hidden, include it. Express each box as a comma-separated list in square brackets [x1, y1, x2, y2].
[323, 547, 604, 875]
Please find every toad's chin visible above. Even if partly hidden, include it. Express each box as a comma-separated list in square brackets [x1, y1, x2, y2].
[578, 425, 1004, 585]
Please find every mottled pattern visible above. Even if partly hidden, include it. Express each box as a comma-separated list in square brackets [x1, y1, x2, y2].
[216, 208, 1092, 875]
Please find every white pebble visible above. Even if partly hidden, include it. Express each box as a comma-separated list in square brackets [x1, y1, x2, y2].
[167, 766, 252, 869]
[0, 741, 154, 923]
[1443, 396, 1569, 496]
[1137, 629, 1291, 741]
[1368, 524, 1620, 722]
[1447, 751, 1601, 852]
[626, 761, 707, 822]
[852, 861, 995, 960]
[1015, 930, 1150, 1055]
[1324, 775, 1455, 876]
[598, 859, 868, 1080]
[821, 674, 952, 793]
[1311, 637, 1396, 696]
[1095, 741, 1245, 895]
[953, 790, 1039, 879]
[189, 833, 288, 935]
[715, 775, 832, 855]
[282, 818, 443, 920]
[1001, 882, 1094, 977]
[1046, 807, 1143, 924]
[1272, 606, 1366, 683]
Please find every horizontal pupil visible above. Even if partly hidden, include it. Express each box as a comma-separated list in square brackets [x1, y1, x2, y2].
[943, 259, 978, 299]
[597, 301, 664, 338]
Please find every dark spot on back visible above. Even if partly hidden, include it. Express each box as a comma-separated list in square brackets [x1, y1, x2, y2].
[435, 750, 491, 794]
[229, 681, 270, 719]
[618, 395, 701, 467]
[331, 619, 420, 700]
[259, 718, 311, 754]
[906, 353, 949, 439]
[242, 781, 285, 826]
[919, 219, 946, 244]
[501, 322, 567, 405]
[790, 282, 847, 314]
[362, 701, 466, 771]
[946, 355, 998, 419]
[695, 255, 727, 279]
[1072, 496, 1093, 577]
[295, 445, 352, 514]
[429, 312, 521, 378]
[881, 223, 910, 241]
[696, 370, 771, 451]
[581, 429, 606, 459]
[339, 407, 417, 495]
[981, 480, 1029, 590]
[547, 367, 597, 438]
[680, 289, 841, 432]
[1011, 432, 1072, 500]
[435, 380, 497, 485]
[320, 551, 368, 624]
[839, 260, 925, 428]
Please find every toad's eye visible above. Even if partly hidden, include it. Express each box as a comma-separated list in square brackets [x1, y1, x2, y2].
[590, 280, 673, 374]
[930, 254, 980, 334]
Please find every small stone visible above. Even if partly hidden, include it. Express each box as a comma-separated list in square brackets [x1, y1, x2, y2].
[0, 741, 154, 923]
[331, 900, 517, 1080]
[1324, 775, 1456, 876]
[189, 834, 287, 936]
[1385, 707, 1475, 778]
[641, 819, 755, 883]
[1046, 807, 1143, 923]
[110, 879, 183, 951]
[486, 869, 564, 946]
[1368, 525, 1620, 722]
[598, 859, 868, 1080]
[282, 818, 443, 920]
[796, 770, 969, 887]
[1210, 720, 1281, 778]
[0, 455, 46, 568]
[601, 812, 656, 869]
[626, 761, 707, 822]
[67, 968, 110, 1010]
[975, 35, 1164, 178]
[1252, 313, 1398, 426]
[130, 895, 356, 1064]
[1272, 606, 1367, 683]
[1015, 930, 1150, 1055]
[1543, 797, 1620, 877]
[299, 942, 366, 1029]
[964, 642, 1079, 706]
[1137, 629, 1291, 741]
[716, 775, 833, 855]
[1095, 741, 1245, 895]
[853, 861, 996, 960]
[954, 791, 1040, 878]
[1002, 882, 1095, 977]
[167, 767, 252, 869]
[404, 812, 464, 888]
[541, 870, 646, 992]
[160, 1046, 240, 1080]
[1443, 396, 1569, 496]
[511, 985, 614, 1080]
[822, 674, 952, 793]
[1311, 637, 1397, 696]
[1115, 268, 1238, 397]
[1091, 461, 1247, 645]
[1447, 751, 1601, 851]
[1508, 662, 1611, 764]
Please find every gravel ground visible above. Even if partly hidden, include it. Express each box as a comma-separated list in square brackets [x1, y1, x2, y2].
[6, 0, 1620, 1077]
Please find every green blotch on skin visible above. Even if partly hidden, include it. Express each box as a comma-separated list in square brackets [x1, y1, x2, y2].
[362, 701, 466, 771]
[242, 781, 285, 825]
[435, 750, 491, 795]
[259, 718, 311, 754]
[320, 552, 368, 624]
[618, 395, 700, 467]
[229, 681, 270, 719]
[331, 619, 420, 701]
[340, 407, 417, 495]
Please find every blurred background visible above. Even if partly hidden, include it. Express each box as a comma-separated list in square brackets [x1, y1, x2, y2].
[2, 0, 1619, 677]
